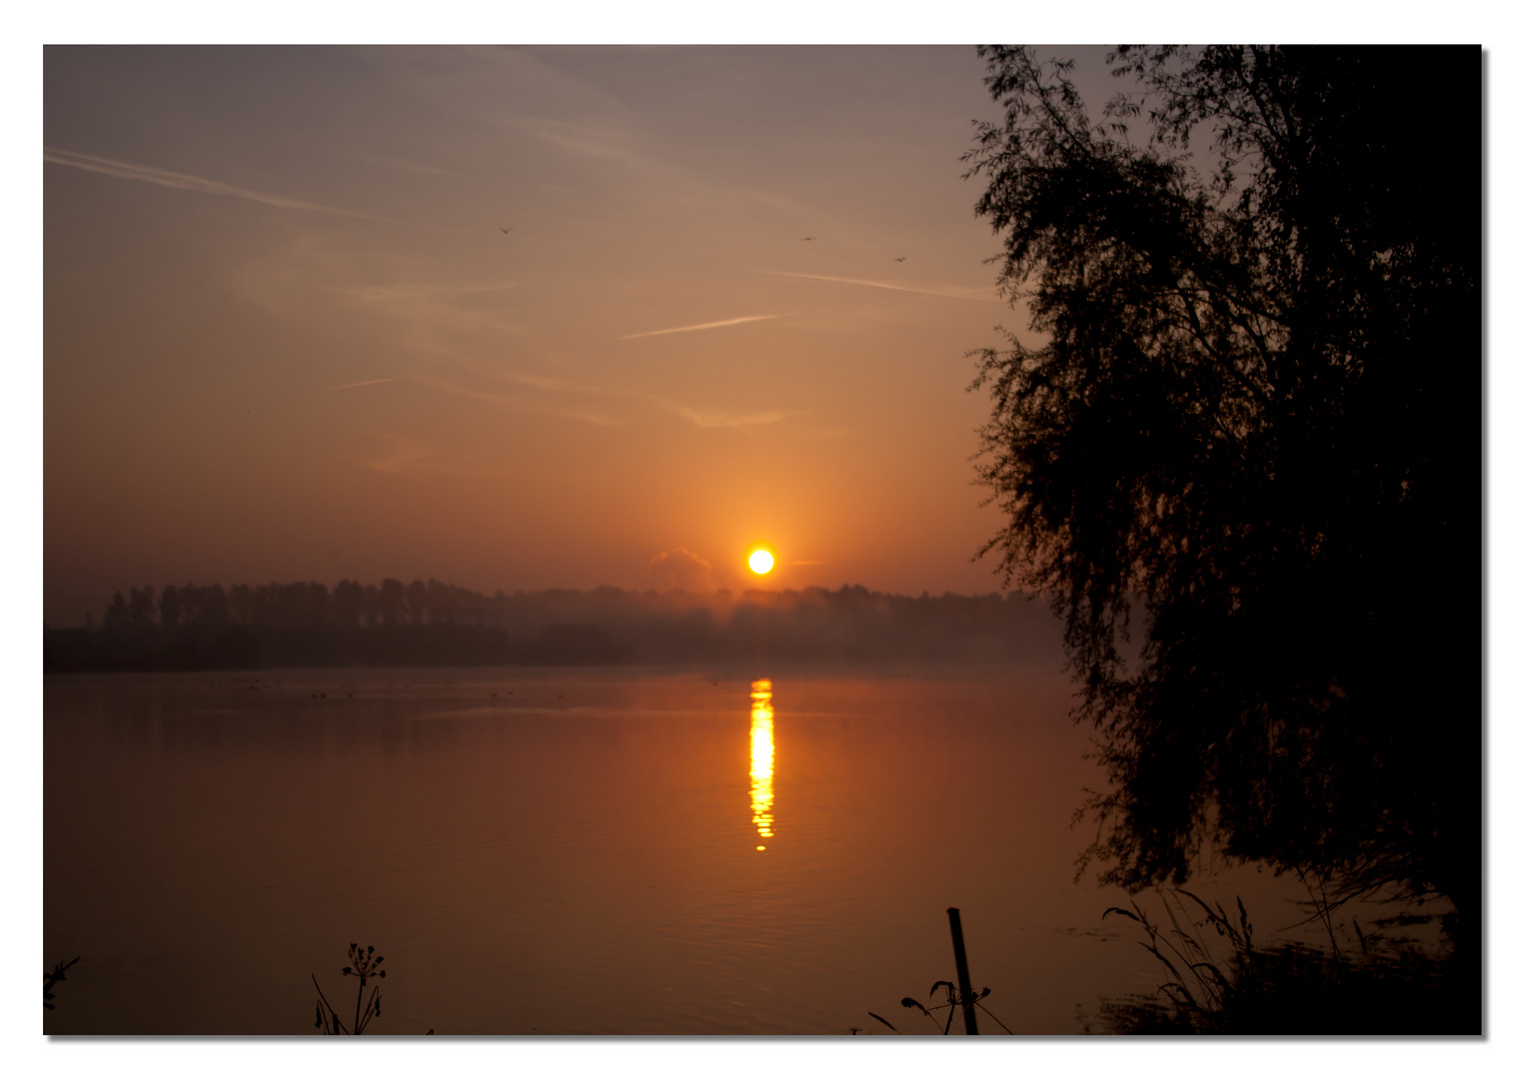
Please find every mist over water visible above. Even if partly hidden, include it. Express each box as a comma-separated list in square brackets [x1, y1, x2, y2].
[44, 667, 1405, 1035]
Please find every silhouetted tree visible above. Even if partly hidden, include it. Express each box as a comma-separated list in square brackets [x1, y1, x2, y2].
[361, 583, 381, 627]
[208, 583, 231, 625]
[159, 584, 181, 630]
[379, 578, 405, 627]
[273, 581, 323, 628]
[103, 591, 129, 625]
[228, 583, 255, 625]
[304, 581, 333, 627]
[428, 578, 487, 626]
[332, 579, 364, 627]
[405, 579, 427, 626]
[180, 583, 229, 626]
[128, 585, 155, 623]
[965, 47, 1480, 925]
[425, 579, 454, 625]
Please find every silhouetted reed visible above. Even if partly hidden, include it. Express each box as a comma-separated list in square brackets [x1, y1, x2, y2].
[859, 980, 1014, 1035]
[857, 907, 1015, 1035]
[311, 943, 435, 1035]
[1098, 890, 1470, 1034]
[44, 957, 79, 1011]
[312, 943, 387, 1035]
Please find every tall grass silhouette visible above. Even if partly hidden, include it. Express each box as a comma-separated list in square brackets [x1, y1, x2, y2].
[1098, 890, 1469, 1034]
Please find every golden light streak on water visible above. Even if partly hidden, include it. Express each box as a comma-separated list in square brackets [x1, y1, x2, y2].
[749, 678, 775, 848]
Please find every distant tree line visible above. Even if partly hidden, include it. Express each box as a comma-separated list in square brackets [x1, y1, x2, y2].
[102, 579, 525, 632]
[45, 579, 1063, 672]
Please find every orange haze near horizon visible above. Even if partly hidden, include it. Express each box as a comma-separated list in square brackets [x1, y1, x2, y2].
[43, 45, 1119, 627]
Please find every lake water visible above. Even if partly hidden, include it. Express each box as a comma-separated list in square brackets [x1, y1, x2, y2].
[44, 666, 1384, 1035]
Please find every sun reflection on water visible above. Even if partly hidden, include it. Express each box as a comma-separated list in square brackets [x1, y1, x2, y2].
[749, 678, 775, 849]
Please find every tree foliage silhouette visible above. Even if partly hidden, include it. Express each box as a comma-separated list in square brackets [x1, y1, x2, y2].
[965, 47, 1480, 923]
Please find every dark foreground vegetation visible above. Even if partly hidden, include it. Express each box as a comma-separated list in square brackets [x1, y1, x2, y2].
[44, 580, 1062, 672]
[1094, 891, 1470, 1035]
[966, 44, 1481, 1031]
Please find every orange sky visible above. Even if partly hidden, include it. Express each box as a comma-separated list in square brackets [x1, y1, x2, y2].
[43, 46, 1125, 626]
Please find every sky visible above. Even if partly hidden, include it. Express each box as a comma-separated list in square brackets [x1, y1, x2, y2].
[42, 45, 1139, 627]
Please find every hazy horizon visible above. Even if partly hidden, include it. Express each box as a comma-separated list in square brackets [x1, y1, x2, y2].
[59, 573, 1049, 631]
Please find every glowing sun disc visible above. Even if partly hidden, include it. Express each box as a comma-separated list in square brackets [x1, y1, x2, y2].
[748, 549, 775, 574]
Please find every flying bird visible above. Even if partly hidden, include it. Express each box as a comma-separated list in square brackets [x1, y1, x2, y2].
[499, 226, 513, 234]
[801, 236, 814, 241]
[894, 257, 906, 262]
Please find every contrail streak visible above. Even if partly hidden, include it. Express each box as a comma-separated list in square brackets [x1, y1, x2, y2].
[758, 270, 997, 301]
[328, 378, 396, 391]
[617, 313, 789, 340]
[44, 147, 470, 233]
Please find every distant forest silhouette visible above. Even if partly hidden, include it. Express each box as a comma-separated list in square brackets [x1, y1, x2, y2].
[44, 580, 1064, 672]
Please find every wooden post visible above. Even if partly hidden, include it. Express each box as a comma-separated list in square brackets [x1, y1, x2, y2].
[947, 907, 979, 1035]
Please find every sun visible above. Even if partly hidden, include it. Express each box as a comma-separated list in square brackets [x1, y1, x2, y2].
[748, 548, 775, 575]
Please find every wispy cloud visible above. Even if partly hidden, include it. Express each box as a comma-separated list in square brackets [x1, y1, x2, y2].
[758, 270, 999, 302]
[479, 369, 789, 430]
[496, 371, 601, 395]
[337, 280, 524, 332]
[44, 147, 470, 234]
[414, 364, 788, 432]
[406, 369, 622, 427]
[649, 547, 722, 591]
[531, 124, 638, 163]
[359, 439, 446, 477]
[357, 438, 516, 479]
[328, 377, 396, 391]
[362, 152, 451, 175]
[663, 402, 790, 429]
[617, 313, 791, 341]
